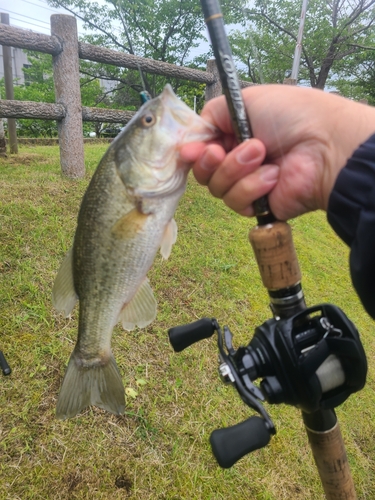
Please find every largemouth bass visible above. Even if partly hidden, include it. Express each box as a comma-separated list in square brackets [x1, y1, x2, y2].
[52, 85, 217, 419]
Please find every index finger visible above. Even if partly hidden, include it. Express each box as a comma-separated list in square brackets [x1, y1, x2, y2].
[201, 95, 235, 135]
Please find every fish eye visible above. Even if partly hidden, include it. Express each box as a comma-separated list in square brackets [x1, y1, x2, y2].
[140, 113, 156, 127]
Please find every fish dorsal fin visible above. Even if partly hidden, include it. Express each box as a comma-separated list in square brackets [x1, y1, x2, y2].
[160, 218, 178, 260]
[118, 278, 157, 331]
[52, 247, 78, 317]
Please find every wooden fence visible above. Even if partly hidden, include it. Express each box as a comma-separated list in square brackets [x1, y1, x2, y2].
[0, 14, 252, 178]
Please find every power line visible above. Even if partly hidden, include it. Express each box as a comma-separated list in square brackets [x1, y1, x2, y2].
[0, 7, 50, 26]
[19, 0, 61, 13]
[8, 15, 51, 31]
[1, 5, 86, 36]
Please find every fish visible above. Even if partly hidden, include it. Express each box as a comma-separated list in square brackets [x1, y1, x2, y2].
[52, 84, 217, 420]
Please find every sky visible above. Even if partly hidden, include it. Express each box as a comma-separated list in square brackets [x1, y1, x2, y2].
[0, 0, 253, 78]
[0, 0, 81, 35]
[0, 0, 213, 61]
[0, 0, 254, 35]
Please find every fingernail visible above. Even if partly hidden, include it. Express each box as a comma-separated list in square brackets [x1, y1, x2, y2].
[260, 165, 279, 183]
[235, 143, 262, 165]
[200, 149, 218, 171]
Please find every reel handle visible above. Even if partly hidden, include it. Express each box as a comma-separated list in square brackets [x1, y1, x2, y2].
[0, 351, 11, 376]
[168, 318, 216, 352]
[210, 416, 271, 468]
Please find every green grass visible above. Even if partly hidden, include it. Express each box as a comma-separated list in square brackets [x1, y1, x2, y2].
[0, 145, 374, 499]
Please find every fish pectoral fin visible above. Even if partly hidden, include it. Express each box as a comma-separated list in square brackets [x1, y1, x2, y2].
[52, 248, 78, 317]
[111, 207, 149, 239]
[56, 350, 125, 420]
[160, 218, 178, 260]
[119, 278, 157, 331]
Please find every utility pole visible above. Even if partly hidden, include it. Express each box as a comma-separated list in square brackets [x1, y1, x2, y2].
[1, 13, 18, 154]
[283, 0, 309, 86]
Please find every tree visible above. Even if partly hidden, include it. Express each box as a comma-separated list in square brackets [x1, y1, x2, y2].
[11, 52, 57, 137]
[231, 0, 375, 90]
[46, 0, 205, 98]
[46, 0, 245, 99]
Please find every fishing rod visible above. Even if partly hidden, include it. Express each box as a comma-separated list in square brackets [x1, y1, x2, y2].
[167, 0, 367, 498]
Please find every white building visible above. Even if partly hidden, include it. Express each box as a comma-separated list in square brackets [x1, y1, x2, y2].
[0, 45, 30, 86]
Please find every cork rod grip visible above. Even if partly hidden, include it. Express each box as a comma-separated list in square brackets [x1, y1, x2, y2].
[305, 422, 357, 499]
[249, 221, 301, 290]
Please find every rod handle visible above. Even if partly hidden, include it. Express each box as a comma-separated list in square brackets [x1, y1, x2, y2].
[249, 221, 301, 290]
[304, 421, 357, 499]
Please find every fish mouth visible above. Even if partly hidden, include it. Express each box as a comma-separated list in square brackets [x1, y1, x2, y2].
[159, 84, 218, 143]
[118, 85, 219, 199]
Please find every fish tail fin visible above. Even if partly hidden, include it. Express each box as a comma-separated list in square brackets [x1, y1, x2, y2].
[56, 350, 125, 420]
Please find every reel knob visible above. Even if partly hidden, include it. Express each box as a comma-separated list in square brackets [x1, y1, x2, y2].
[210, 416, 272, 468]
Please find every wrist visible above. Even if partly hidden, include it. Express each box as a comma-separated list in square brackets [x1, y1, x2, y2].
[322, 96, 375, 210]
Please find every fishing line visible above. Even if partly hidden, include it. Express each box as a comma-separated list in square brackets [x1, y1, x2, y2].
[112, 0, 150, 101]
[119, 21, 147, 90]
[238, 4, 291, 173]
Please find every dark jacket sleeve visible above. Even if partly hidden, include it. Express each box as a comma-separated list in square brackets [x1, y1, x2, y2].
[327, 134, 375, 319]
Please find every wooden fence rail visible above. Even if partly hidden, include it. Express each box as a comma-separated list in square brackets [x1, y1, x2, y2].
[0, 14, 252, 177]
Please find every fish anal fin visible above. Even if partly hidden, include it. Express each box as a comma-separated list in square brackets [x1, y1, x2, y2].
[160, 218, 177, 260]
[111, 208, 149, 239]
[56, 350, 125, 420]
[119, 278, 157, 331]
[52, 248, 78, 317]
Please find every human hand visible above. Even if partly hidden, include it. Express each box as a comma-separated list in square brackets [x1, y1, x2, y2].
[181, 85, 375, 221]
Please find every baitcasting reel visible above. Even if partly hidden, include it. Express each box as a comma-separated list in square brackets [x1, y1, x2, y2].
[168, 304, 367, 468]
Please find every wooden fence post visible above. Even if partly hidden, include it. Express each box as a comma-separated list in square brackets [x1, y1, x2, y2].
[205, 59, 222, 101]
[0, 111, 6, 157]
[51, 14, 85, 178]
[1, 13, 18, 154]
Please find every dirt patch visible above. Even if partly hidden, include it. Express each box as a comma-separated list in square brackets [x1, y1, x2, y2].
[1, 153, 49, 166]
[114, 473, 132, 492]
[65, 471, 82, 493]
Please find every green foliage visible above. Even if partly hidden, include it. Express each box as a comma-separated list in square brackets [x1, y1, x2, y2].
[178, 81, 206, 113]
[333, 33, 375, 105]
[79, 75, 115, 136]
[80, 76, 105, 107]
[4, 52, 119, 137]
[46, 0, 204, 96]
[231, 0, 375, 92]
[46, 0, 243, 98]
[334, 77, 373, 104]
[21, 51, 54, 86]
[9, 52, 57, 137]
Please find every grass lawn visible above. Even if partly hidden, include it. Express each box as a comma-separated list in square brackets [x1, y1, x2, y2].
[0, 144, 374, 499]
